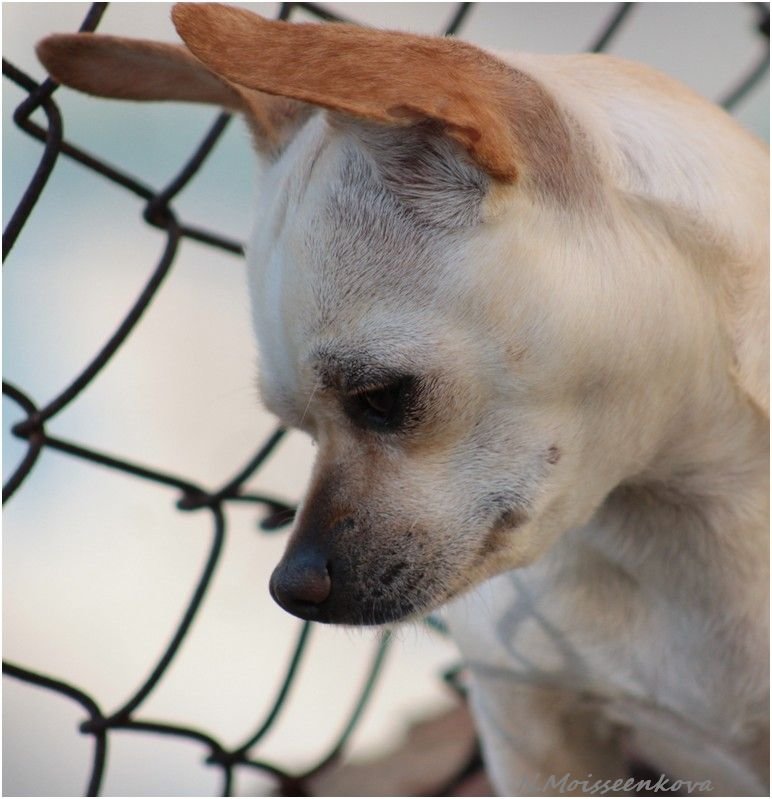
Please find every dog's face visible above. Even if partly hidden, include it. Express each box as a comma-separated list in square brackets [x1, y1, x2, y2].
[250, 124, 539, 625]
[248, 113, 699, 625]
[38, 3, 751, 627]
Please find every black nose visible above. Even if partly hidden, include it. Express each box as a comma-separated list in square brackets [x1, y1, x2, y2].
[269, 551, 331, 619]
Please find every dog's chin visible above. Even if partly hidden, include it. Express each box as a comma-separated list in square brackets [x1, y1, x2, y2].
[272, 592, 426, 627]
[269, 576, 436, 627]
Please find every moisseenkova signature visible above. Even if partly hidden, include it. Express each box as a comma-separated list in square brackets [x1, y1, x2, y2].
[514, 772, 714, 794]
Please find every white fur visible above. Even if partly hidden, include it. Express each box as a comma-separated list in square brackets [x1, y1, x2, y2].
[247, 50, 768, 796]
[39, 16, 768, 796]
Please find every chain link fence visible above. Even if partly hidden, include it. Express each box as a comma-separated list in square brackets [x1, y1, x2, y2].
[4, 2, 769, 796]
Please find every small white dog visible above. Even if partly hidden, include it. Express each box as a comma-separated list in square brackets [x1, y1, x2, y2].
[39, 4, 769, 795]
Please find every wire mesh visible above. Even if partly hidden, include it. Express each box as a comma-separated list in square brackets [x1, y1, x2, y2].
[3, 2, 769, 796]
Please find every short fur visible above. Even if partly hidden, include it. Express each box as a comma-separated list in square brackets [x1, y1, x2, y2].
[38, 5, 769, 795]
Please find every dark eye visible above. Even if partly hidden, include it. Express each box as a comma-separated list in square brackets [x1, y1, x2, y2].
[345, 378, 413, 431]
[360, 385, 398, 418]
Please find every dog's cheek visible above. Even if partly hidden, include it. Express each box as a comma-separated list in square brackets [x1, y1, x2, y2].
[350, 481, 494, 621]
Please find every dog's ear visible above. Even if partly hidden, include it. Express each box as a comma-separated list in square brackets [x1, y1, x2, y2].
[35, 33, 310, 156]
[171, 3, 582, 197]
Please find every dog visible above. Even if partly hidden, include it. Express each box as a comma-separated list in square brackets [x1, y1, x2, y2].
[38, 4, 769, 795]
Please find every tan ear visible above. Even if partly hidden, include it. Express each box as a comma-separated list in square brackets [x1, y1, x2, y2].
[171, 3, 575, 186]
[35, 33, 309, 156]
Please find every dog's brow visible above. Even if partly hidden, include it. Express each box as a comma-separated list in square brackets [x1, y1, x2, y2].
[312, 351, 408, 393]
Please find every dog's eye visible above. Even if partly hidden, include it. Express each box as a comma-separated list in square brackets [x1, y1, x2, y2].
[361, 386, 398, 417]
[345, 378, 413, 431]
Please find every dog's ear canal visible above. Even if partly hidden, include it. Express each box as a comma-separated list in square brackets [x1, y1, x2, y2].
[35, 33, 310, 157]
[170, 2, 577, 191]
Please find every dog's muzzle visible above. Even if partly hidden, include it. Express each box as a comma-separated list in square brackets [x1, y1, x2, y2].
[269, 536, 421, 626]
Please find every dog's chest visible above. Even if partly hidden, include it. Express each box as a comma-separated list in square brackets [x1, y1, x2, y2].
[443, 544, 760, 787]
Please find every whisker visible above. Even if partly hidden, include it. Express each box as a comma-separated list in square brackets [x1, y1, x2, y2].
[299, 379, 321, 426]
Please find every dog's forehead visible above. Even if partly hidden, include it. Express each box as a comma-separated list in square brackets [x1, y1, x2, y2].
[252, 116, 475, 374]
[245, 110, 558, 430]
[310, 144, 450, 320]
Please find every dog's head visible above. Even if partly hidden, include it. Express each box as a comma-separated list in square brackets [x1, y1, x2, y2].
[39, 4, 768, 626]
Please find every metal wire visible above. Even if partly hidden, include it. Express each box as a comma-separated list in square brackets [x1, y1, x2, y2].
[3, 2, 767, 796]
[720, 3, 770, 110]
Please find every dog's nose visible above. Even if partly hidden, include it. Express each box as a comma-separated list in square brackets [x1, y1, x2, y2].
[269, 551, 331, 618]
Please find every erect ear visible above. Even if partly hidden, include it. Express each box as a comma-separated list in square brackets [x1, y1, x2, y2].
[35, 33, 310, 156]
[171, 3, 582, 195]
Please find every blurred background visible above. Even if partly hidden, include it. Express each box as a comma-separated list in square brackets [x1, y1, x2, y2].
[3, 3, 769, 796]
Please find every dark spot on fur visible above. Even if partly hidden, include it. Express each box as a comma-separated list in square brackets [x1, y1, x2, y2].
[330, 516, 356, 535]
[479, 492, 528, 526]
[380, 561, 408, 586]
[476, 497, 529, 560]
[479, 530, 501, 558]
[403, 570, 426, 595]
[493, 507, 528, 531]
[547, 445, 561, 465]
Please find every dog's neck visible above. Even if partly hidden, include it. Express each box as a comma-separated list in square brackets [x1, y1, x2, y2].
[593, 381, 768, 611]
[648, 371, 767, 506]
